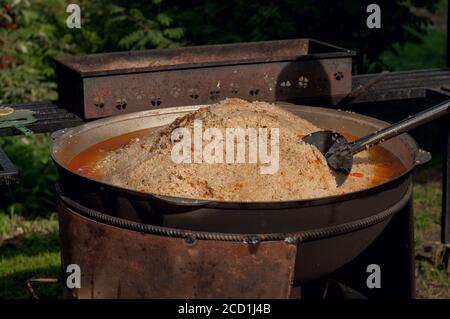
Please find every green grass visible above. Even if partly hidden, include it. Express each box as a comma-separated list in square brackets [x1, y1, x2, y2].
[416, 257, 450, 298]
[0, 213, 61, 299]
[413, 174, 450, 298]
[413, 181, 442, 244]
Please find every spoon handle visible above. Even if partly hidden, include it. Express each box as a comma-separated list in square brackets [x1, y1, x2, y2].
[349, 99, 450, 154]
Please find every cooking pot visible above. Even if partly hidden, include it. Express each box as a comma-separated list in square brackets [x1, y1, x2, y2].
[52, 102, 430, 282]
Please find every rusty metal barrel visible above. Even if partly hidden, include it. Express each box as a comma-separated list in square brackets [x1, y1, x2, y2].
[57, 193, 298, 298]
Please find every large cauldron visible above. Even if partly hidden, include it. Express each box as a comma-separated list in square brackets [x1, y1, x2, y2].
[52, 103, 429, 286]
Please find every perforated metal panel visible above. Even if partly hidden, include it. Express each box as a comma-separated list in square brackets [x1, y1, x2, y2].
[55, 39, 354, 119]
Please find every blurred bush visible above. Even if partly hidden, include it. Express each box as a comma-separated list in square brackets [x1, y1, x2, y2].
[175, 0, 442, 73]
[0, 0, 185, 217]
[0, 0, 442, 104]
[0, 135, 56, 217]
[0, 0, 184, 104]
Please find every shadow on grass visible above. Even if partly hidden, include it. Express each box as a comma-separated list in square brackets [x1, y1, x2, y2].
[0, 228, 60, 258]
[414, 165, 442, 184]
[0, 229, 62, 299]
[0, 265, 62, 299]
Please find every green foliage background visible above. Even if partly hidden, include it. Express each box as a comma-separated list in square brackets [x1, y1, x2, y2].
[0, 0, 187, 217]
[0, 0, 444, 104]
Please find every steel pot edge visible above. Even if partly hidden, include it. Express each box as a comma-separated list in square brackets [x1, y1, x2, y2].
[51, 103, 430, 211]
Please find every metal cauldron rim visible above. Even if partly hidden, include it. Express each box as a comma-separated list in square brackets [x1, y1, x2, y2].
[51, 102, 430, 210]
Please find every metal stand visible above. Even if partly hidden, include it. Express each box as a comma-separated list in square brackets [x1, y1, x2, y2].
[443, 121, 450, 272]
[58, 198, 298, 299]
[330, 199, 415, 298]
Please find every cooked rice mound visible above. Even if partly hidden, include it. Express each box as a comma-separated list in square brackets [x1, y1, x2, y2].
[95, 98, 374, 201]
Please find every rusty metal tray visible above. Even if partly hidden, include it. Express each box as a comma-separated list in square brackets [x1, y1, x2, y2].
[55, 39, 355, 119]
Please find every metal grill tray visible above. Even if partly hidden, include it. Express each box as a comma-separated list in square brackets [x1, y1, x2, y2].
[55, 39, 355, 119]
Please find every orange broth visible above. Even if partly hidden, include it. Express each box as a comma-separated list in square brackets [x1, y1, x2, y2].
[68, 129, 406, 188]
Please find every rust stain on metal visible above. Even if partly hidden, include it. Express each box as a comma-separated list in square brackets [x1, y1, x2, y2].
[58, 200, 297, 299]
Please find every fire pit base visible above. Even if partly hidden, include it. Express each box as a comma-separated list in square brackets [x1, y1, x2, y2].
[58, 198, 299, 299]
[56, 183, 415, 299]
